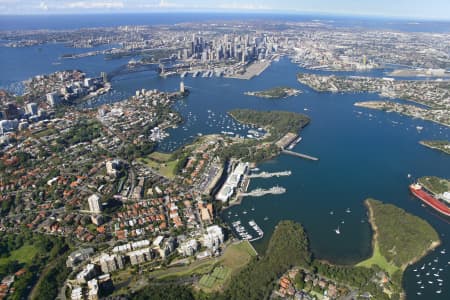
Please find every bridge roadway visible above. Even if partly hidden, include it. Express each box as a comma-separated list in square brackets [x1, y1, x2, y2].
[281, 149, 319, 161]
[106, 63, 160, 80]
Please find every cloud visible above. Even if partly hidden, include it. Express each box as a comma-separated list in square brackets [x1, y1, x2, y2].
[65, 1, 124, 9]
[39, 1, 48, 11]
[137, 0, 186, 9]
[218, 1, 272, 10]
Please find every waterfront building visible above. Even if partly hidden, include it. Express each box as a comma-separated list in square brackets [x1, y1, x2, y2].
[216, 162, 248, 202]
[202, 225, 224, 249]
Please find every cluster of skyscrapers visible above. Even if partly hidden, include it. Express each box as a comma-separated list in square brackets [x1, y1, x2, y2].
[178, 33, 278, 63]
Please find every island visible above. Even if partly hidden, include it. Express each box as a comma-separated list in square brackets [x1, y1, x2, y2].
[419, 140, 450, 155]
[244, 87, 302, 99]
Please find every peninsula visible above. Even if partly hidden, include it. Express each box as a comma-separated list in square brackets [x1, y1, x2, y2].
[297, 73, 450, 126]
[357, 199, 440, 293]
[244, 87, 302, 99]
[353, 100, 449, 126]
[419, 140, 450, 155]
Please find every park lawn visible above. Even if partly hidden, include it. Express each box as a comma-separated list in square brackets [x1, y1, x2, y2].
[0, 244, 39, 266]
[138, 151, 178, 179]
[221, 241, 257, 273]
[198, 266, 231, 292]
[356, 240, 399, 276]
[154, 259, 218, 280]
[198, 241, 257, 292]
[148, 152, 172, 162]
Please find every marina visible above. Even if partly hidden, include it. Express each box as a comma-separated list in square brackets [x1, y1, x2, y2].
[231, 220, 264, 242]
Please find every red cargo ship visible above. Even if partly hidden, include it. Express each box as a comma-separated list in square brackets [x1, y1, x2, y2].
[409, 184, 450, 217]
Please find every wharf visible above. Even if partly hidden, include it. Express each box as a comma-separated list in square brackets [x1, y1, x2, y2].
[240, 186, 286, 197]
[282, 150, 319, 161]
[248, 171, 291, 178]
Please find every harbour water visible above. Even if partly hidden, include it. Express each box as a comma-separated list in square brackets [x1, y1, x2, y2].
[1, 22, 450, 299]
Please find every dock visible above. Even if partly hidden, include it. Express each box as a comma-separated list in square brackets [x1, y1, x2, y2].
[240, 186, 286, 197]
[248, 170, 291, 178]
[282, 150, 319, 161]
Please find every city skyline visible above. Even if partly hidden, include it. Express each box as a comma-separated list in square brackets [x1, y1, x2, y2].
[0, 0, 450, 20]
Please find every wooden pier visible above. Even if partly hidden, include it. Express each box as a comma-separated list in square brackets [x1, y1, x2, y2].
[282, 150, 319, 161]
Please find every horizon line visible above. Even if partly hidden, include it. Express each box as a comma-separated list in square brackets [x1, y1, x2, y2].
[0, 10, 449, 22]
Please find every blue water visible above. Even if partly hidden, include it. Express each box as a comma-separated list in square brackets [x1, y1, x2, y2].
[0, 14, 449, 299]
[1, 13, 450, 32]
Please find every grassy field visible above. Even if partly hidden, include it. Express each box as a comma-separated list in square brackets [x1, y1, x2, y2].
[148, 152, 172, 162]
[113, 241, 257, 294]
[197, 241, 257, 292]
[138, 151, 178, 179]
[199, 266, 231, 290]
[0, 244, 39, 266]
[156, 241, 256, 282]
[154, 259, 218, 280]
[356, 241, 399, 275]
[221, 240, 257, 271]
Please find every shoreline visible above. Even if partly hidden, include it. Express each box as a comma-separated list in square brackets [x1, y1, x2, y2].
[354, 101, 450, 128]
[419, 141, 450, 155]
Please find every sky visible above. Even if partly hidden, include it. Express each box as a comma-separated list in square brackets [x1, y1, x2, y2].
[0, 0, 449, 20]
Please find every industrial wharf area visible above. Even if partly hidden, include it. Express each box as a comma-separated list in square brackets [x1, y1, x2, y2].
[216, 132, 318, 208]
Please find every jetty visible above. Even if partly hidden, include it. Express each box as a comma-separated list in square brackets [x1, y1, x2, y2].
[248, 170, 291, 178]
[282, 150, 319, 161]
[240, 186, 286, 197]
